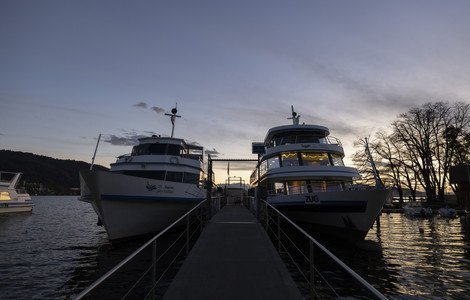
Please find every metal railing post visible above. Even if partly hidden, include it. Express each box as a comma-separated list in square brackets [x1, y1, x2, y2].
[199, 207, 203, 232]
[186, 214, 190, 255]
[309, 240, 315, 299]
[277, 214, 281, 252]
[265, 202, 268, 229]
[151, 240, 157, 300]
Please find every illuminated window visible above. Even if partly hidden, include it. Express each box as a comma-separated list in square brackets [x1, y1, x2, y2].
[301, 153, 330, 166]
[267, 156, 280, 170]
[281, 152, 299, 167]
[260, 160, 268, 176]
[274, 182, 285, 194]
[286, 180, 308, 195]
[0, 192, 11, 201]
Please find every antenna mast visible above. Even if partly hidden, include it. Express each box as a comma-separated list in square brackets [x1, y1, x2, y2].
[90, 133, 101, 170]
[164, 103, 181, 138]
[287, 105, 300, 125]
[365, 137, 384, 189]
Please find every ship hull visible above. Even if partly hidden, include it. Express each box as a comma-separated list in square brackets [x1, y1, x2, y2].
[0, 201, 33, 213]
[79, 170, 205, 240]
[268, 189, 390, 242]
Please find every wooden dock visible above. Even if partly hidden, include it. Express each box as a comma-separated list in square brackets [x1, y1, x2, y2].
[163, 205, 302, 300]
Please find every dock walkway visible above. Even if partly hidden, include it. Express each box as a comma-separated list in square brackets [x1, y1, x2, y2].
[163, 205, 302, 300]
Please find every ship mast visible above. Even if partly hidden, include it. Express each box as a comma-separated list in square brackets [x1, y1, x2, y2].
[287, 105, 300, 125]
[365, 137, 384, 189]
[164, 103, 181, 138]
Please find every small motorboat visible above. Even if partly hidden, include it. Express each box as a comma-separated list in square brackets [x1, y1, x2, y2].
[403, 202, 432, 217]
[438, 206, 457, 218]
[0, 171, 33, 213]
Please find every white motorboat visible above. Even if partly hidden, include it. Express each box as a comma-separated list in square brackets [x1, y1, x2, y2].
[438, 206, 457, 218]
[250, 107, 390, 242]
[79, 107, 205, 240]
[0, 172, 33, 213]
[403, 202, 433, 217]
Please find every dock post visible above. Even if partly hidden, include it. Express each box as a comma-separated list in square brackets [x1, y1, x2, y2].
[309, 240, 315, 299]
[151, 240, 157, 300]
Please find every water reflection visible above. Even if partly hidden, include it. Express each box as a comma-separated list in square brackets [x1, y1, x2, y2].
[327, 213, 470, 299]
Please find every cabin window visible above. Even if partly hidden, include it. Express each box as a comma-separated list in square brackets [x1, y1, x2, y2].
[301, 153, 330, 166]
[326, 182, 343, 191]
[286, 180, 308, 195]
[0, 192, 11, 200]
[281, 152, 299, 167]
[250, 171, 257, 185]
[259, 160, 268, 176]
[330, 154, 345, 166]
[183, 173, 199, 184]
[296, 135, 319, 143]
[167, 144, 181, 155]
[165, 171, 183, 183]
[132, 144, 150, 155]
[267, 156, 280, 170]
[122, 171, 165, 180]
[274, 182, 285, 194]
[310, 181, 324, 192]
[149, 144, 167, 154]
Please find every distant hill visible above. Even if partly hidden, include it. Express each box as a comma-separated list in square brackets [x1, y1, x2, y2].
[0, 150, 108, 195]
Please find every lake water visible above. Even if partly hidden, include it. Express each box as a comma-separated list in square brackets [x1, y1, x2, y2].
[326, 212, 470, 299]
[0, 196, 146, 299]
[1, 196, 469, 299]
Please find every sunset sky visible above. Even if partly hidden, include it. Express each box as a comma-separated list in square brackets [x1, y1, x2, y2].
[1, 0, 470, 183]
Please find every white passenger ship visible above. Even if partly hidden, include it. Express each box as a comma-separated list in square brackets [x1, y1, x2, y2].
[251, 107, 390, 241]
[79, 107, 205, 240]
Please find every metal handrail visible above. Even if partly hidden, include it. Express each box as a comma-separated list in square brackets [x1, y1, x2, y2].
[260, 199, 387, 300]
[268, 135, 343, 148]
[75, 200, 207, 299]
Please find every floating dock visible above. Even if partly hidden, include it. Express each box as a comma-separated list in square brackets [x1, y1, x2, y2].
[162, 205, 302, 300]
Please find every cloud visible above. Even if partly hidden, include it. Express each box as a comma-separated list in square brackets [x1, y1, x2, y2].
[133, 102, 148, 108]
[187, 141, 202, 147]
[151, 106, 165, 114]
[214, 161, 257, 171]
[205, 148, 220, 157]
[104, 132, 147, 146]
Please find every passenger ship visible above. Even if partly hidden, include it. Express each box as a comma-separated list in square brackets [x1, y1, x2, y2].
[251, 107, 390, 241]
[79, 107, 205, 240]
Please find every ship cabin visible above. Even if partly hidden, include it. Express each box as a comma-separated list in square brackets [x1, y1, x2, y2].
[127, 136, 204, 161]
[251, 124, 359, 196]
[110, 136, 204, 185]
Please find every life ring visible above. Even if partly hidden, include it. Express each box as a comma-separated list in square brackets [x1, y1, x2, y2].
[170, 157, 179, 164]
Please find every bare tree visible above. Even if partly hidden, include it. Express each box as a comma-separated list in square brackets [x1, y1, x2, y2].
[353, 102, 469, 204]
[390, 102, 469, 203]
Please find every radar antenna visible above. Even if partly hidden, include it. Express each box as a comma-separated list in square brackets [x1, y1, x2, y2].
[287, 105, 300, 125]
[164, 103, 181, 138]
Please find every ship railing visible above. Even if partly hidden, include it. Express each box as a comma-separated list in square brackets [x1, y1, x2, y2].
[75, 199, 210, 300]
[250, 197, 386, 299]
[269, 135, 342, 148]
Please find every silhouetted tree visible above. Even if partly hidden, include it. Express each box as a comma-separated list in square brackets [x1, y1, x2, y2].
[353, 101, 469, 204]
